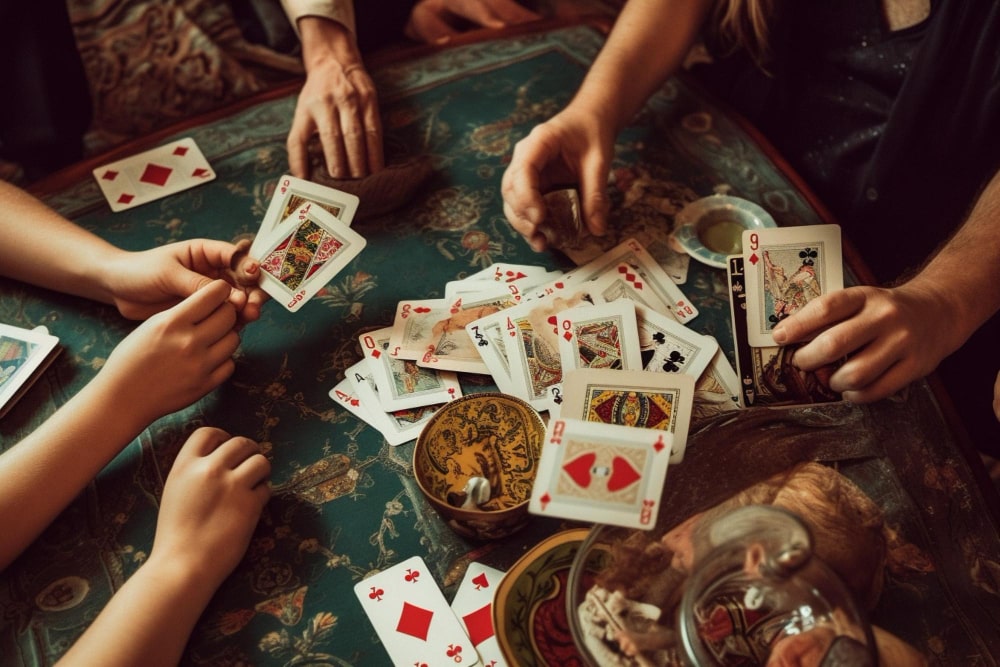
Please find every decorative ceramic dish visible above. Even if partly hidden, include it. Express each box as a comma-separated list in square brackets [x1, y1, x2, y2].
[672, 195, 777, 269]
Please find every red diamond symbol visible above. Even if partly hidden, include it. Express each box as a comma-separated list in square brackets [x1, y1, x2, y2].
[563, 332, 573, 341]
[539, 492, 551, 509]
[173, 146, 189, 156]
[117, 193, 135, 204]
[653, 435, 666, 453]
[140, 163, 173, 187]
[371, 350, 381, 358]
[396, 602, 434, 640]
[191, 167, 210, 178]
[749, 253, 759, 265]
[102, 170, 119, 181]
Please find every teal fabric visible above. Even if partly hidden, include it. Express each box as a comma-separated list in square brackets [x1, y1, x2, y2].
[1, 26, 998, 665]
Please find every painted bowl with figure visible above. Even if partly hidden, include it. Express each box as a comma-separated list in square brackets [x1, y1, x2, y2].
[672, 194, 777, 269]
[413, 392, 545, 541]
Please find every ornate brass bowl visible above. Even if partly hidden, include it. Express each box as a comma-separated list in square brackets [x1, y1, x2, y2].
[413, 392, 545, 540]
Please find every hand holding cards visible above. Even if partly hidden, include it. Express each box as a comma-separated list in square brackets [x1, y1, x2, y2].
[250, 175, 365, 312]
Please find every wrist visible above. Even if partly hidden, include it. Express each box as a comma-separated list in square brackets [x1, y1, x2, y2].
[142, 550, 223, 605]
[299, 16, 362, 71]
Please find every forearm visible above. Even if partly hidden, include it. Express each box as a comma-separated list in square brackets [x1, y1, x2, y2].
[298, 14, 363, 72]
[57, 554, 218, 667]
[0, 180, 121, 303]
[0, 373, 149, 570]
[906, 168, 1000, 349]
[570, 0, 713, 131]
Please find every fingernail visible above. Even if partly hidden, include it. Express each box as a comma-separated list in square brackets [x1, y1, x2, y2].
[772, 327, 786, 344]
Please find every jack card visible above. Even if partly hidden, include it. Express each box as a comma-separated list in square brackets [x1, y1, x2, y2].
[92, 137, 215, 212]
[355, 556, 482, 667]
[359, 327, 461, 411]
[529, 417, 673, 530]
[742, 224, 843, 347]
[451, 563, 508, 667]
[560, 368, 695, 463]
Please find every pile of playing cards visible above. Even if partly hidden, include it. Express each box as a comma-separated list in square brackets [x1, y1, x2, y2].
[0, 324, 61, 418]
[354, 556, 508, 666]
[728, 224, 844, 407]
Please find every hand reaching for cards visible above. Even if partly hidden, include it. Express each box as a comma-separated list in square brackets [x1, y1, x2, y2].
[502, 107, 614, 251]
[289, 17, 383, 180]
[96, 281, 241, 425]
[405, 0, 540, 44]
[104, 239, 266, 323]
[149, 427, 270, 589]
[771, 282, 964, 403]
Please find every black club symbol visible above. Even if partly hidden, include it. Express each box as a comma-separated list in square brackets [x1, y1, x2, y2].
[661, 350, 685, 372]
[799, 247, 818, 266]
[652, 332, 666, 345]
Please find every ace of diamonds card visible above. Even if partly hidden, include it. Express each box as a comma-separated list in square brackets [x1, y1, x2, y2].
[529, 417, 673, 530]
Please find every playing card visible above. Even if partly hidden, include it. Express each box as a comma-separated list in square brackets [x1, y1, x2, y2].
[692, 349, 742, 421]
[389, 293, 514, 375]
[450, 563, 508, 667]
[568, 238, 698, 323]
[638, 308, 718, 381]
[529, 417, 673, 529]
[556, 300, 644, 373]
[728, 256, 841, 407]
[464, 315, 519, 396]
[354, 556, 482, 666]
[359, 327, 461, 411]
[462, 263, 560, 286]
[559, 368, 695, 463]
[742, 224, 843, 347]
[343, 360, 441, 446]
[538, 188, 583, 247]
[587, 261, 676, 324]
[92, 137, 215, 212]
[502, 287, 594, 410]
[259, 174, 360, 239]
[254, 202, 367, 313]
[0, 324, 60, 418]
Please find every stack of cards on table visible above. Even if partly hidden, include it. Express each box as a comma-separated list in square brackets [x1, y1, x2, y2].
[249, 175, 366, 313]
[0, 324, 60, 418]
[354, 556, 509, 666]
[728, 224, 845, 407]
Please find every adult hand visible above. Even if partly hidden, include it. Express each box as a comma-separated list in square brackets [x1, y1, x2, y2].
[771, 282, 962, 403]
[149, 427, 270, 588]
[104, 238, 267, 323]
[288, 18, 383, 179]
[98, 280, 241, 424]
[406, 0, 541, 44]
[501, 108, 614, 251]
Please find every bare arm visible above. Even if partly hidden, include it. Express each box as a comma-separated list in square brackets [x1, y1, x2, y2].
[56, 428, 271, 667]
[773, 168, 1000, 402]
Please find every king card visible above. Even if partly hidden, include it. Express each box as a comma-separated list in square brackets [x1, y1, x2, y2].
[560, 368, 695, 463]
[742, 224, 843, 347]
[354, 556, 482, 667]
[254, 202, 366, 313]
[529, 417, 673, 529]
[92, 137, 215, 212]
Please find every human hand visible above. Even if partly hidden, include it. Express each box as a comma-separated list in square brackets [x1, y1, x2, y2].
[771, 282, 963, 403]
[149, 427, 270, 589]
[406, 0, 541, 44]
[288, 19, 383, 180]
[104, 238, 267, 323]
[97, 280, 241, 425]
[502, 108, 614, 251]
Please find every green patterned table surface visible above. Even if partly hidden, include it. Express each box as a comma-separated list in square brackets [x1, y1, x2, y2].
[2, 25, 998, 666]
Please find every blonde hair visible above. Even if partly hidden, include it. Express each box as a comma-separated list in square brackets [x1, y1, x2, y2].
[712, 0, 775, 66]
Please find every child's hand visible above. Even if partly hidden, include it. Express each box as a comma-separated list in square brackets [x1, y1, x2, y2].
[104, 238, 269, 323]
[149, 427, 271, 588]
[96, 280, 240, 425]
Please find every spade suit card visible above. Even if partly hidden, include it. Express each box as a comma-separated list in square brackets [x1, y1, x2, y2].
[92, 137, 215, 212]
[529, 417, 673, 529]
[742, 225, 843, 347]
[354, 556, 482, 666]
